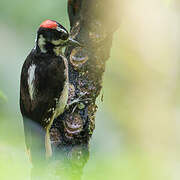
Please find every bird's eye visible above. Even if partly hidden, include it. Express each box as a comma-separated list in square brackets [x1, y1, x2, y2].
[61, 33, 69, 40]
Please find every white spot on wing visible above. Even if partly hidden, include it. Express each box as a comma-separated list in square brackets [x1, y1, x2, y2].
[28, 64, 36, 100]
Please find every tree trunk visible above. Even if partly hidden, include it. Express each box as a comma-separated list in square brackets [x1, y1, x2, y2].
[32, 0, 119, 179]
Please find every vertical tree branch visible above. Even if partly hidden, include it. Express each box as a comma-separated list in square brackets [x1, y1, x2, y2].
[48, 0, 119, 179]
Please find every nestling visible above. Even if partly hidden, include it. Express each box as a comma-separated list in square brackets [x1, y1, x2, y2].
[20, 19, 81, 159]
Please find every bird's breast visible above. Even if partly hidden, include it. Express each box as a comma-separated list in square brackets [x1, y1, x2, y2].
[54, 80, 69, 118]
[54, 55, 69, 117]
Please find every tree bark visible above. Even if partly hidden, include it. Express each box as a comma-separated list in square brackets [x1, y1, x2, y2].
[46, 0, 119, 179]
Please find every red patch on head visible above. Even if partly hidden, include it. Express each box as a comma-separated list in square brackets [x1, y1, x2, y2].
[40, 20, 57, 29]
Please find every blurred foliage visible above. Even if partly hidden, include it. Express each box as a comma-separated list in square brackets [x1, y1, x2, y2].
[0, 90, 7, 102]
[0, 0, 69, 31]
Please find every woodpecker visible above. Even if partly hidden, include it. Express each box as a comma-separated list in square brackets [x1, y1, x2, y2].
[20, 20, 81, 159]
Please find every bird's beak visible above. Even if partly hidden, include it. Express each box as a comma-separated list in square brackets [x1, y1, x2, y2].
[67, 37, 84, 47]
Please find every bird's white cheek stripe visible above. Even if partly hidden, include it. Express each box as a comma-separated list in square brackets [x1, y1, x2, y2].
[38, 34, 47, 53]
[28, 64, 36, 100]
[51, 39, 65, 45]
[53, 46, 63, 56]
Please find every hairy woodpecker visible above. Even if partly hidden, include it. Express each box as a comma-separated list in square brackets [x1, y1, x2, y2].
[20, 20, 81, 159]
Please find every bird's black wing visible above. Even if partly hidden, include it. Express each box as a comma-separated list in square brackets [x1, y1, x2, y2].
[20, 56, 33, 152]
[20, 51, 67, 160]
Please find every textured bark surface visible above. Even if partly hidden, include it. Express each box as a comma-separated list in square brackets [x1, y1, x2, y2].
[47, 0, 119, 179]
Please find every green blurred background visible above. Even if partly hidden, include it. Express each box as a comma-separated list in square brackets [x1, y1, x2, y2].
[0, 0, 180, 179]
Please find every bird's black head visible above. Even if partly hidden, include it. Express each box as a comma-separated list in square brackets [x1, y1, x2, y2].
[35, 19, 81, 55]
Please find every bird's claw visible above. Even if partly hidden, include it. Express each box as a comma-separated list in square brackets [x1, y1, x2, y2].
[66, 92, 91, 110]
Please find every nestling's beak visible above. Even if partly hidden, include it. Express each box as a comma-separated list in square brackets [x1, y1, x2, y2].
[67, 37, 84, 47]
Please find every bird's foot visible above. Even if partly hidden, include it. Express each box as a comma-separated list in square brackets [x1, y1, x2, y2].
[66, 92, 91, 113]
[67, 92, 87, 107]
